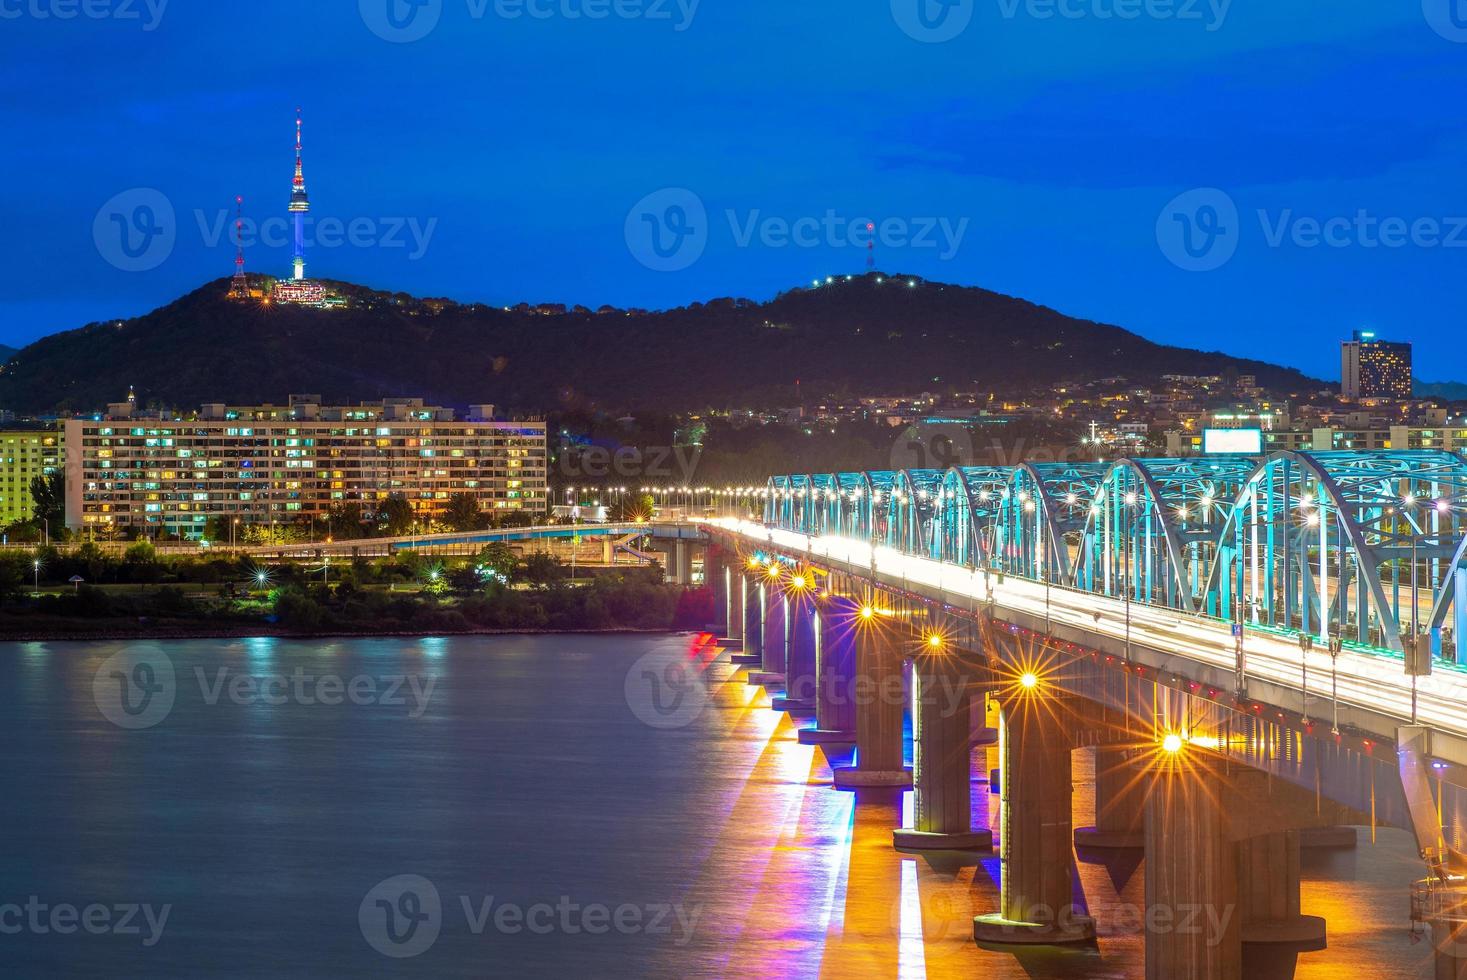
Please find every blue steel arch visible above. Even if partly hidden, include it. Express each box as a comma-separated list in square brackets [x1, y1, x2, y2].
[887, 469, 946, 554]
[1202, 450, 1467, 654]
[1075, 456, 1259, 613]
[759, 449, 1467, 662]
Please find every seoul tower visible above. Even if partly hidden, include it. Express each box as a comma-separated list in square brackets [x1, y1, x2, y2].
[288, 107, 310, 281]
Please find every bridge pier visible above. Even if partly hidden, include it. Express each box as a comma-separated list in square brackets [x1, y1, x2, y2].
[832, 615, 911, 789]
[1075, 746, 1147, 850]
[974, 693, 1095, 945]
[707, 552, 728, 634]
[1236, 830, 1326, 948]
[772, 591, 817, 714]
[731, 575, 763, 665]
[800, 594, 858, 745]
[727, 569, 745, 644]
[895, 652, 991, 851]
[1143, 752, 1241, 980]
[748, 586, 787, 686]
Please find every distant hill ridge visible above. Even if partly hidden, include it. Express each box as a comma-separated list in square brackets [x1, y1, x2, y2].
[0, 273, 1320, 414]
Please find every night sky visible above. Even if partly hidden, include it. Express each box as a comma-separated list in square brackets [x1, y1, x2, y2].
[4, 1, 1466, 381]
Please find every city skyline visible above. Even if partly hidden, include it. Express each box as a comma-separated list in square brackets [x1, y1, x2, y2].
[4, 3, 1466, 382]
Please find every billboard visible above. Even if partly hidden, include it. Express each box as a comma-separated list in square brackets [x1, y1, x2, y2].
[1202, 428, 1263, 455]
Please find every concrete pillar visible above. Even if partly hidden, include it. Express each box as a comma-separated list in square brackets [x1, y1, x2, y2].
[1075, 746, 1146, 850]
[741, 579, 764, 663]
[1143, 754, 1240, 979]
[728, 569, 745, 642]
[1236, 831, 1325, 948]
[799, 594, 857, 745]
[894, 653, 990, 851]
[773, 591, 817, 713]
[832, 615, 911, 788]
[1424, 883, 1467, 980]
[708, 554, 728, 632]
[974, 694, 1094, 944]
[748, 583, 787, 686]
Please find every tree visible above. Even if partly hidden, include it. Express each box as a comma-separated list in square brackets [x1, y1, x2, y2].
[475, 542, 518, 582]
[518, 553, 569, 589]
[326, 502, 369, 540]
[30, 471, 64, 533]
[375, 497, 416, 536]
[442, 493, 487, 532]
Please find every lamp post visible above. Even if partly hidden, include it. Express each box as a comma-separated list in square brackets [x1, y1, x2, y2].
[1328, 629, 1342, 736]
[33, 559, 40, 593]
[1299, 632, 1312, 724]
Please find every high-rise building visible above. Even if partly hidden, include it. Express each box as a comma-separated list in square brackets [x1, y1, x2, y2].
[0, 429, 63, 527]
[1341, 330, 1412, 401]
[65, 396, 547, 537]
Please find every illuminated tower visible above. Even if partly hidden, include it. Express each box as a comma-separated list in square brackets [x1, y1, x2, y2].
[288, 108, 310, 281]
[229, 195, 250, 299]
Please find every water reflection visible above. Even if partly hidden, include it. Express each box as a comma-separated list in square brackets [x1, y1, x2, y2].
[0, 635, 1445, 978]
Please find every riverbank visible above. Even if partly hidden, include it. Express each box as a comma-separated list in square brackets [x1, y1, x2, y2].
[0, 621, 701, 643]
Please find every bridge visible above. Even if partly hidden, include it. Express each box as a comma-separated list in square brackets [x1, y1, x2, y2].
[695, 451, 1467, 978]
[217, 521, 706, 578]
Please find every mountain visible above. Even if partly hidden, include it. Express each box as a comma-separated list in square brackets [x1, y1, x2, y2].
[0, 273, 1320, 414]
[1415, 379, 1467, 401]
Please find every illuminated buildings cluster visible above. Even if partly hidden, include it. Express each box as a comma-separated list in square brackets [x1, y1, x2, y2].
[1342, 329, 1412, 401]
[64, 395, 547, 537]
[0, 429, 62, 526]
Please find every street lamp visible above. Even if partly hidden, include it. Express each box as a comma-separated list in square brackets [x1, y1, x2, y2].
[1298, 632, 1312, 724]
[33, 558, 40, 593]
[1328, 628, 1343, 736]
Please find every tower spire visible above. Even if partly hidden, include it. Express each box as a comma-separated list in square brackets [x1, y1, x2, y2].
[288, 106, 310, 281]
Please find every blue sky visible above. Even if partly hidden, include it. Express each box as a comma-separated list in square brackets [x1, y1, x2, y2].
[2, 0, 1466, 380]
